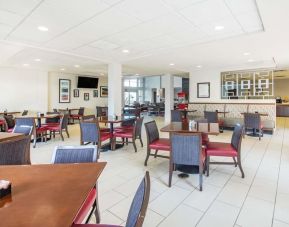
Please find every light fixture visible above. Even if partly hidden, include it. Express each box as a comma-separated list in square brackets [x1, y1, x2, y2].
[34, 59, 41, 62]
[122, 49, 129, 53]
[169, 63, 175, 66]
[37, 26, 48, 32]
[248, 59, 254, 62]
[196, 65, 202, 68]
[22, 63, 29, 67]
[243, 52, 250, 56]
[214, 25, 224, 31]
[135, 73, 139, 76]
[74, 65, 80, 68]
[60, 68, 65, 71]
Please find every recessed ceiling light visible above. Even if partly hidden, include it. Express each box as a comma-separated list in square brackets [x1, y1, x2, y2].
[196, 65, 202, 68]
[248, 59, 254, 62]
[169, 63, 175, 66]
[37, 26, 48, 32]
[22, 63, 29, 67]
[74, 65, 80, 68]
[122, 49, 129, 53]
[60, 68, 65, 71]
[243, 52, 250, 56]
[214, 25, 224, 31]
[34, 58, 41, 62]
[135, 74, 139, 76]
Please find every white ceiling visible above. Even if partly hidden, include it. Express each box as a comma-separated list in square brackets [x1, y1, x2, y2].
[0, 0, 288, 75]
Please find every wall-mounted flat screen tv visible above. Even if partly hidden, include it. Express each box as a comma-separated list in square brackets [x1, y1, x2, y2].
[77, 76, 99, 89]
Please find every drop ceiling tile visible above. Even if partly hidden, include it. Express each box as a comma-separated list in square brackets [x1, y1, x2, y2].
[0, 9, 23, 26]
[179, 0, 232, 25]
[0, 23, 12, 39]
[161, 0, 206, 10]
[115, 0, 170, 21]
[89, 40, 119, 50]
[0, 0, 41, 16]
[236, 11, 263, 32]
[102, 0, 124, 6]
[225, 0, 257, 14]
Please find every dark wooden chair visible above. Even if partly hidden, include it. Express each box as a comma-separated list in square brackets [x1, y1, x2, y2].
[70, 107, 85, 123]
[0, 135, 31, 165]
[46, 114, 70, 141]
[144, 120, 170, 166]
[205, 124, 245, 178]
[244, 113, 263, 140]
[204, 111, 224, 132]
[72, 171, 150, 227]
[169, 132, 205, 191]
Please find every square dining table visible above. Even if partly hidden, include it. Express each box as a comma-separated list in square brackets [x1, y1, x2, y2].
[0, 162, 106, 227]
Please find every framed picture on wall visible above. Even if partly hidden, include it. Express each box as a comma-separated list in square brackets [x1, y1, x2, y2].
[73, 89, 79, 97]
[100, 86, 108, 97]
[59, 79, 71, 103]
[84, 93, 89, 101]
[93, 90, 98, 97]
[197, 82, 210, 98]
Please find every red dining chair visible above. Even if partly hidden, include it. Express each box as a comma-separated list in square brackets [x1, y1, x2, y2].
[144, 120, 170, 166]
[72, 171, 150, 227]
[51, 145, 100, 224]
[70, 107, 85, 123]
[205, 124, 245, 178]
[46, 114, 70, 141]
[113, 117, 144, 152]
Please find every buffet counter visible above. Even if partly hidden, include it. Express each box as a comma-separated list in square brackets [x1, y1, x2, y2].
[276, 104, 289, 117]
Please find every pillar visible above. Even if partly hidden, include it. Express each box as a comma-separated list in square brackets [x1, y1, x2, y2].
[162, 74, 174, 123]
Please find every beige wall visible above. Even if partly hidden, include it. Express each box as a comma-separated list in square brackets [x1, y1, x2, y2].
[48, 72, 108, 115]
[0, 67, 48, 113]
[274, 79, 289, 99]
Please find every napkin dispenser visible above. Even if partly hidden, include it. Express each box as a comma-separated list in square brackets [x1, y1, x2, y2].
[0, 180, 11, 199]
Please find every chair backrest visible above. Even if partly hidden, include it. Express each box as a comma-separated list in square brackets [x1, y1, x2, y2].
[144, 121, 159, 144]
[121, 118, 136, 127]
[171, 132, 202, 166]
[231, 124, 244, 152]
[244, 113, 261, 129]
[4, 115, 15, 129]
[60, 114, 69, 129]
[51, 145, 97, 164]
[12, 125, 33, 136]
[46, 112, 60, 124]
[22, 110, 28, 116]
[15, 117, 35, 127]
[78, 107, 85, 115]
[53, 108, 58, 112]
[171, 110, 182, 122]
[133, 117, 144, 138]
[0, 136, 31, 165]
[125, 171, 150, 227]
[80, 121, 100, 145]
[81, 115, 96, 122]
[204, 111, 218, 123]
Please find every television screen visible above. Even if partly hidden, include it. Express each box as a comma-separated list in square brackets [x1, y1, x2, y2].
[77, 76, 99, 89]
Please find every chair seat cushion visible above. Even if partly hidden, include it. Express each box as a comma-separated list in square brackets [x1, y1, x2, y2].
[149, 138, 171, 151]
[206, 142, 237, 157]
[202, 133, 209, 145]
[0, 119, 5, 125]
[218, 119, 224, 126]
[45, 125, 60, 131]
[7, 128, 13, 133]
[70, 114, 82, 119]
[73, 188, 97, 224]
[114, 130, 133, 138]
[114, 126, 133, 131]
[100, 128, 110, 132]
[36, 126, 47, 133]
[100, 132, 111, 142]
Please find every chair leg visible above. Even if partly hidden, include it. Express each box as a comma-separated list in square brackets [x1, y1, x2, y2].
[237, 157, 245, 178]
[233, 157, 237, 167]
[199, 173, 203, 191]
[66, 127, 70, 138]
[132, 139, 137, 152]
[206, 156, 210, 177]
[122, 138, 125, 145]
[126, 138, 128, 145]
[139, 137, 143, 147]
[144, 148, 151, 166]
[169, 162, 173, 187]
[94, 198, 101, 224]
[60, 131, 64, 141]
[154, 150, 158, 158]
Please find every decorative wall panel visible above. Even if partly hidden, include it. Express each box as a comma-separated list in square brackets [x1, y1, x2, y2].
[221, 70, 274, 99]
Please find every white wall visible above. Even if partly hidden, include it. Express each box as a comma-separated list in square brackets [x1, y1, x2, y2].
[189, 69, 275, 103]
[0, 67, 48, 113]
[48, 72, 108, 115]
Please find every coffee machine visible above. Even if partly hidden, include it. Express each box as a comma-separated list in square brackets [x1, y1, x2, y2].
[276, 96, 282, 103]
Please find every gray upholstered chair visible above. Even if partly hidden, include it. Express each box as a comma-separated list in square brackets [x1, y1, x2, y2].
[244, 113, 263, 140]
[15, 117, 37, 147]
[51, 145, 99, 224]
[204, 111, 224, 132]
[169, 132, 204, 191]
[206, 124, 245, 178]
[171, 110, 182, 122]
[12, 125, 33, 136]
[72, 171, 151, 227]
[0, 135, 31, 165]
[144, 120, 170, 166]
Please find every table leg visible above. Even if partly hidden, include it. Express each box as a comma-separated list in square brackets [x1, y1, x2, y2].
[110, 123, 114, 150]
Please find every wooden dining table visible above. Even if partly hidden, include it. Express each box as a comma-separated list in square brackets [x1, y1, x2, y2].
[98, 115, 136, 150]
[161, 122, 220, 135]
[0, 132, 25, 143]
[0, 162, 106, 227]
[0, 112, 21, 115]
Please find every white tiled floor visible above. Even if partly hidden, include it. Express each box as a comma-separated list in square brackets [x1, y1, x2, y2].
[31, 116, 289, 227]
